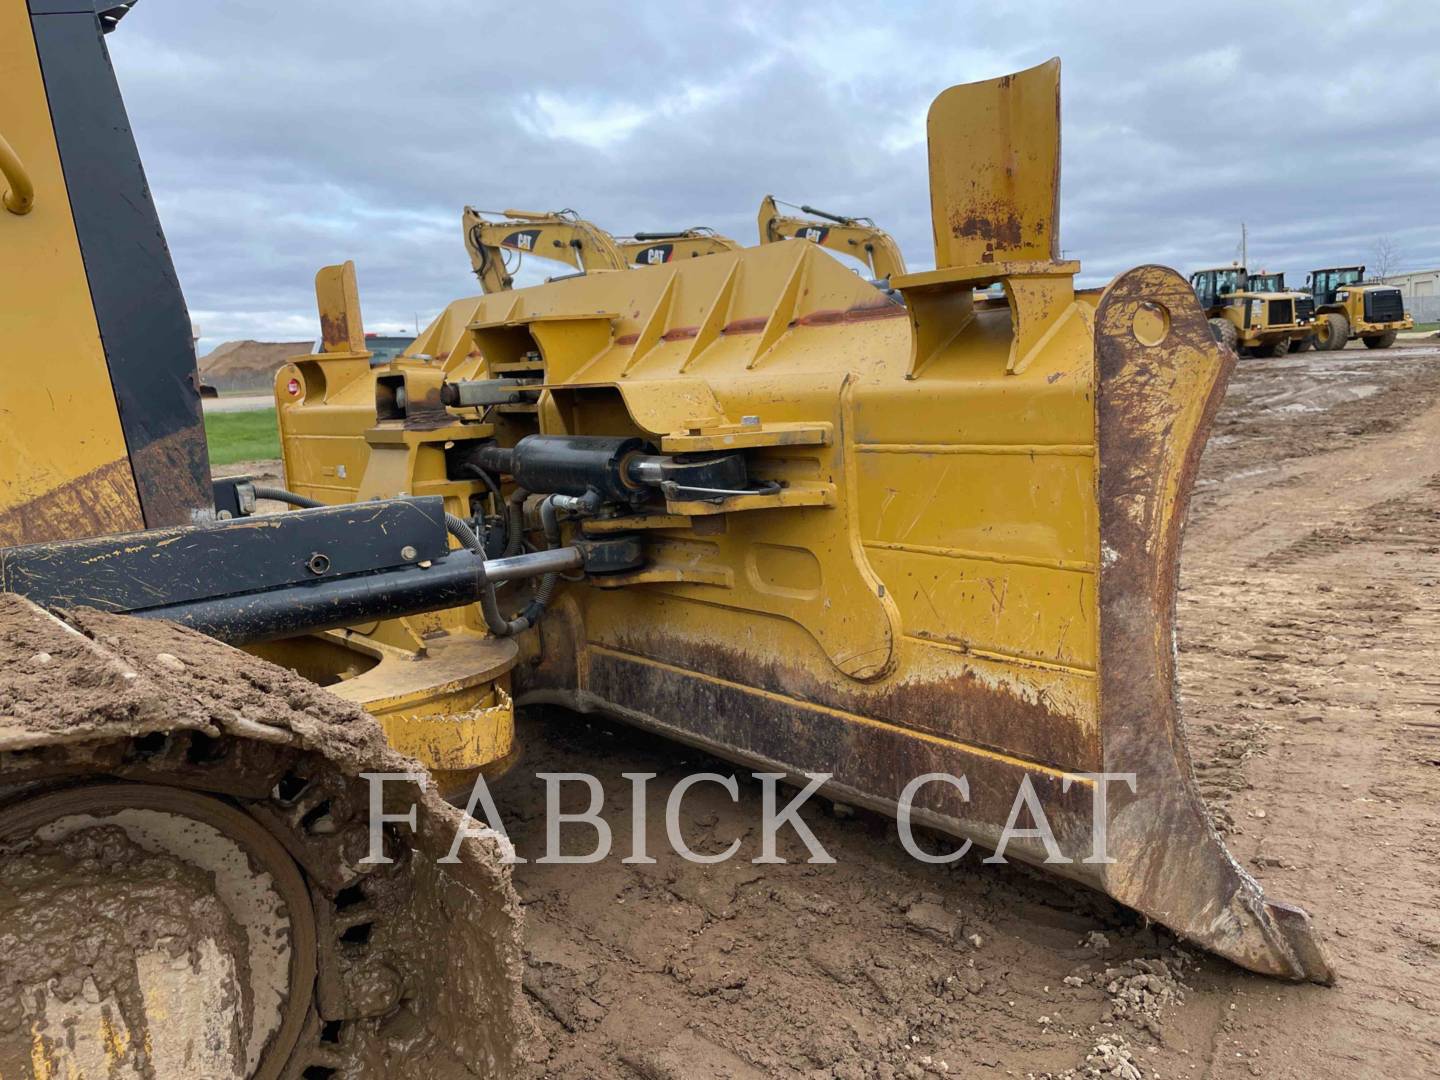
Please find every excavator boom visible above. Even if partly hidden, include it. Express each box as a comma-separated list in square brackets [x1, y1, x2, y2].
[462, 206, 628, 292]
[618, 228, 742, 266]
[758, 193, 908, 281]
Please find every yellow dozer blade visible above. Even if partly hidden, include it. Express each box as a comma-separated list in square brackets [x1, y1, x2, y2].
[277, 59, 1331, 983]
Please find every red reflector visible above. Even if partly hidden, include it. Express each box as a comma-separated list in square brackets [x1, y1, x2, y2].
[286, 377, 301, 397]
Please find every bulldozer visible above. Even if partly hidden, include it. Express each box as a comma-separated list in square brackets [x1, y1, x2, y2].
[617, 227, 742, 267]
[461, 206, 629, 292]
[1, 10, 1331, 1076]
[1305, 265, 1413, 350]
[1189, 265, 1316, 356]
[275, 59, 1331, 986]
[757, 194, 908, 284]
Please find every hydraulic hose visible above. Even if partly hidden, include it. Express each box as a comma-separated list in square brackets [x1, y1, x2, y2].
[444, 513, 485, 554]
[451, 498, 561, 637]
[447, 510, 524, 637]
[504, 489, 527, 557]
[460, 462, 505, 508]
[251, 485, 324, 509]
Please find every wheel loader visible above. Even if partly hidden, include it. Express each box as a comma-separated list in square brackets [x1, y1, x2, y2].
[1, 8, 1331, 1077]
[1305, 265, 1412, 350]
[1189, 266, 1315, 356]
[757, 194, 908, 284]
[1238, 271, 1321, 353]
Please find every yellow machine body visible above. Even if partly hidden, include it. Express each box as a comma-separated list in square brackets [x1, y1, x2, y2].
[278, 59, 1331, 983]
[1189, 266, 1314, 356]
[0, 4, 144, 545]
[1307, 265, 1412, 350]
[618, 229, 742, 267]
[462, 206, 629, 293]
[270, 263, 517, 788]
[0, 9, 529, 1075]
[758, 194, 908, 282]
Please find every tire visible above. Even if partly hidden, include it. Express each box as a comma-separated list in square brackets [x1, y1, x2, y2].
[1258, 338, 1291, 358]
[1288, 336, 1314, 353]
[1363, 330, 1398, 349]
[1208, 317, 1238, 354]
[1317, 312, 1349, 351]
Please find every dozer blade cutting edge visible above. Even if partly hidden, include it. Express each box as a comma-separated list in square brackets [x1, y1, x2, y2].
[277, 59, 1332, 984]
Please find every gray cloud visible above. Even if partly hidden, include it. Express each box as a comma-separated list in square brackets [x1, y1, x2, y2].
[106, 0, 1440, 351]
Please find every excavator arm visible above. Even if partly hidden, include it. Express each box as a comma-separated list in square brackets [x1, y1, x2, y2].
[758, 194, 908, 282]
[462, 206, 628, 293]
[618, 228, 742, 266]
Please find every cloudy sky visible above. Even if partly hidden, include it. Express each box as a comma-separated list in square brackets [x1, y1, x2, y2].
[106, 1, 1440, 353]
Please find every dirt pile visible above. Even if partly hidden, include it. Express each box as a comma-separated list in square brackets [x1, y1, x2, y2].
[199, 339, 310, 393]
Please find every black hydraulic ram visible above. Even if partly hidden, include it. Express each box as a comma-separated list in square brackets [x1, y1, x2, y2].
[460, 434, 751, 505]
[0, 496, 597, 645]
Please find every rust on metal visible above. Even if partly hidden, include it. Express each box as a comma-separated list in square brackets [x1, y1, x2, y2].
[319, 310, 352, 351]
[949, 210, 1025, 249]
[560, 632, 1099, 776]
[795, 300, 908, 327]
[1092, 265, 1332, 983]
[721, 316, 770, 335]
[576, 647, 1097, 866]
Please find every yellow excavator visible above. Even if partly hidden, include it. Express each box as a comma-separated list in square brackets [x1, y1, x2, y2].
[461, 205, 628, 292]
[463, 209, 739, 287]
[616, 227, 742, 267]
[2, 15, 1332, 1077]
[757, 194, 908, 283]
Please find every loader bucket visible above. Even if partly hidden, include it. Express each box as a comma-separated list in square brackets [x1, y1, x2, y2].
[279, 61, 1331, 982]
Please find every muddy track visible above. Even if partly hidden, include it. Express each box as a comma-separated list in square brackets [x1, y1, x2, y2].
[471, 344, 1440, 1079]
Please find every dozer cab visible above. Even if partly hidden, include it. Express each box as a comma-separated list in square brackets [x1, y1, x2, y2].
[462, 206, 628, 292]
[2, 29, 1331, 1077]
[1306, 265, 1412, 350]
[618, 227, 742, 267]
[757, 194, 908, 285]
[1190, 265, 1315, 356]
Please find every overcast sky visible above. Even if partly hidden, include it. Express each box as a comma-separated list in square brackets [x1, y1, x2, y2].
[106, 1, 1440, 353]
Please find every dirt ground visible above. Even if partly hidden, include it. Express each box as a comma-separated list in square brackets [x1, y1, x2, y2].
[467, 341, 1440, 1080]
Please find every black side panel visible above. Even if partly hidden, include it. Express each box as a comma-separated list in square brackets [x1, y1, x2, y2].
[29, 4, 213, 527]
